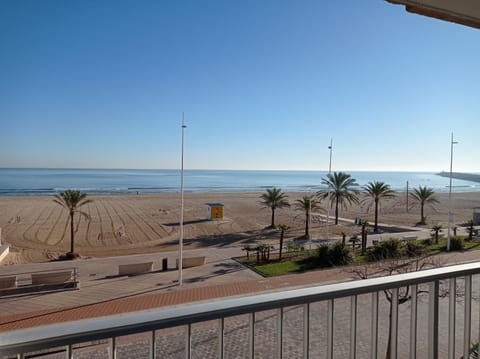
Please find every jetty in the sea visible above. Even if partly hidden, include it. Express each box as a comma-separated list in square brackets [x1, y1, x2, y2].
[437, 171, 480, 183]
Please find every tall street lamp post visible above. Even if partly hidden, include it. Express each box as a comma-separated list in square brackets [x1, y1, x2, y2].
[447, 132, 458, 252]
[179, 113, 187, 285]
[326, 139, 333, 240]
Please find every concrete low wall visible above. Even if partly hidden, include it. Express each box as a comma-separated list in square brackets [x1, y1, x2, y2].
[0, 244, 9, 264]
[31, 271, 73, 285]
[118, 262, 154, 276]
[176, 256, 206, 269]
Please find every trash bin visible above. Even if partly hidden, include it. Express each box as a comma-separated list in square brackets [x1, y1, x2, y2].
[162, 257, 168, 271]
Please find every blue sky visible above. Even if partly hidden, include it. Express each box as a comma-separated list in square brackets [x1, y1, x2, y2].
[1, 0, 478, 172]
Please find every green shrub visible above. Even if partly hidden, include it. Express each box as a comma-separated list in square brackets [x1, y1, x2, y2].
[329, 242, 353, 265]
[422, 237, 433, 246]
[316, 242, 352, 267]
[449, 237, 464, 251]
[317, 244, 330, 266]
[403, 241, 425, 257]
[367, 238, 402, 261]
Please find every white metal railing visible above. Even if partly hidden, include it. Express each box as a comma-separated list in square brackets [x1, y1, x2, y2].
[1, 262, 480, 358]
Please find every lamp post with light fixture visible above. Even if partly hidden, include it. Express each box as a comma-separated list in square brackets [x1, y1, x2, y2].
[326, 139, 333, 240]
[178, 113, 187, 285]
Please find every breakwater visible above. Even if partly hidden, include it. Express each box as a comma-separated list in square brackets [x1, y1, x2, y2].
[438, 172, 480, 183]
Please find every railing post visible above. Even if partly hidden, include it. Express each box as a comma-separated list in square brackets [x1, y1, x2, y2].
[277, 308, 283, 359]
[66, 344, 72, 359]
[448, 278, 456, 359]
[108, 337, 116, 359]
[350, 295, 357, 359]
[303, 303, 310, 359]
[428, 281, 439, 359]
[150, 330, 156, 359]
[464, 275, 472, 359]
[409, 284, 417, 359]
[186, 324, 191, 359]
[218, 318, 224, 359]
[327, 299, 334, 359]
[390, 288, 399, 359]
[370, 291, 378, 359]
[249, 312, 255, 359]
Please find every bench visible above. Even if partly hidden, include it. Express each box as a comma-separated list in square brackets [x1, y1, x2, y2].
[31, 270, 73, 285]
[118, 262, 154, 276]
[0, 269, 78, 297]
[176, 256, 206, 269]
[0, 276, 17, 290]
[402, 235, 418, 241]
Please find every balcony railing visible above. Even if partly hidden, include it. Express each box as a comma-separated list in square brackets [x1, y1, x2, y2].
[1, 261, 480, 358]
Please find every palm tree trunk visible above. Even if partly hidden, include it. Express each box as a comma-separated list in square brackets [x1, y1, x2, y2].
[374, 199, 379, 232]
[70, 211, 75, 254]
[271, 208, 275, 227]
[279, 231, 284, 260]
[305, 210, 309, 238]
[335, 197, 339, 225]
[420, 202, 425, 224]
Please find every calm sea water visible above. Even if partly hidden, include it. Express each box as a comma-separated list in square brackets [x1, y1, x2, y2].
[0, 168, 478, 196]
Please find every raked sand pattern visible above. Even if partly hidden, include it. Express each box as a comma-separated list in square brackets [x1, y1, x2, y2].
[0, 191, 478, 264]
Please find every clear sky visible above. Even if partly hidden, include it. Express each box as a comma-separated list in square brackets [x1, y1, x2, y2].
[1, 1, 478, 172]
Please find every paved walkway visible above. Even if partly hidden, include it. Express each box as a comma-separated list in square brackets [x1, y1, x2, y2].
[1, 243, 480, 334]
[0, 246, 260, 317]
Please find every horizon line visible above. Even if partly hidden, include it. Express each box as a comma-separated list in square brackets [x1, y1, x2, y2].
[1, 166, 478, 174]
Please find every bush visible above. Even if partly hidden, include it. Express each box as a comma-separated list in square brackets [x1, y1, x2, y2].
[422, 237, 433, 246]
[449, 237, 464, 251]
[403, 241, 425, 257]
[316, 242, 352, 267]
[367, 238, 402, 261]
[317, 244, 330, 266]
[329, 241, 353, 265]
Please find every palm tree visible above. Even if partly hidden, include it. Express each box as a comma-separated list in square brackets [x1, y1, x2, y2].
[317, 172, 359, 225]
[431, 225, 443, 244]
[53, 190, 92, 257]
[259, 187, 290, 228]
[362, 181, 396, 232]
[467, 219, 475, 241]
[409, 186, 439, 225]
[276, 224, 290, 260]
[294, 195, 324, 238]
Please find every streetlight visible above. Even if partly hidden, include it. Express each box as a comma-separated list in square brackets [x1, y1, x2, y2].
[447, 132, 458, 251]
[326, 138, 333, 240]
[308, 188, 312, 250]
[178, 112, 187, 285]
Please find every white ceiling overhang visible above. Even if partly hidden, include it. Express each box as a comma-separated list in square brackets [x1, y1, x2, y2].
[387, 0, 480, 29]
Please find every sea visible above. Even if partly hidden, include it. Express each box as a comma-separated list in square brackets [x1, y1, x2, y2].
[0, 168, 479, 196]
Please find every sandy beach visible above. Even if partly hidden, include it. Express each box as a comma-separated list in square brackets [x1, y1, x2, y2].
[0, 191, 478, 265]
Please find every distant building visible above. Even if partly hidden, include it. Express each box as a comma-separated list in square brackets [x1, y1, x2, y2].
[206, 203, 224, 220]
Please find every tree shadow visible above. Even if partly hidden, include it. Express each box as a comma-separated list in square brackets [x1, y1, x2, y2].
[183, 262, 247, 283]
[159, 228, 278, 248]
[163, 219, 210, 226]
